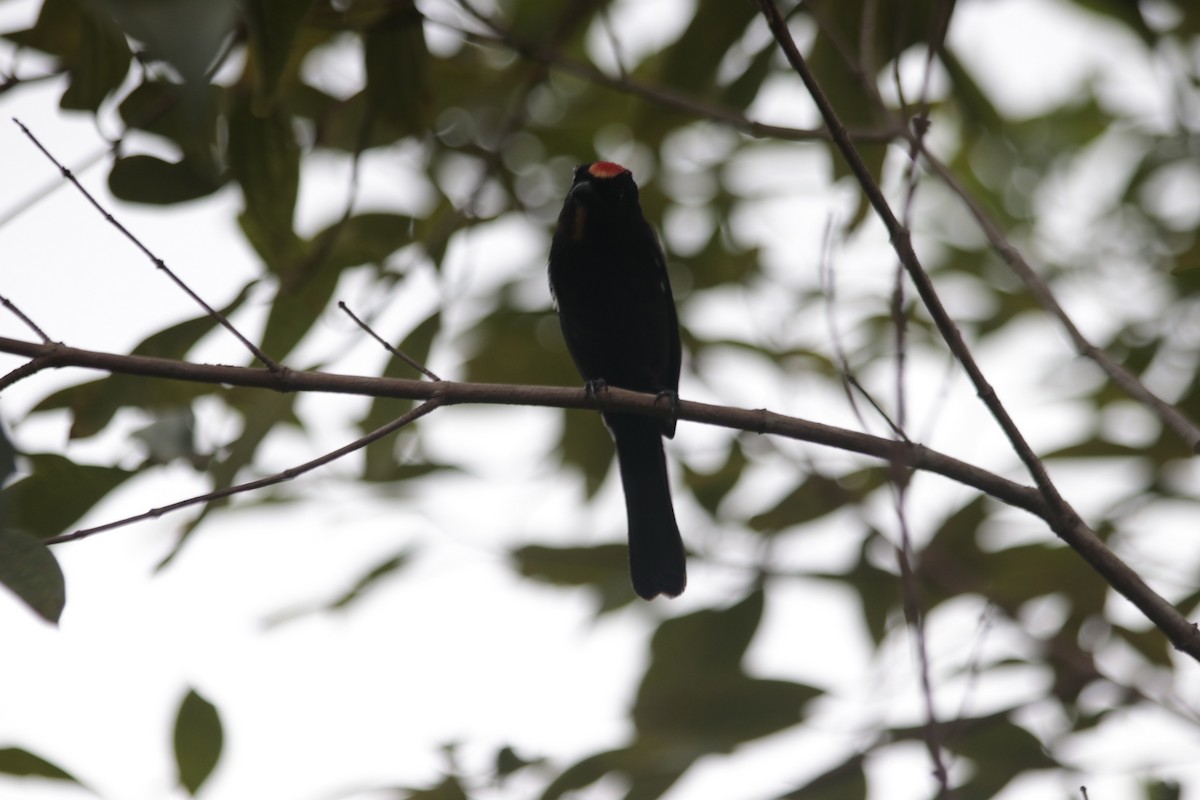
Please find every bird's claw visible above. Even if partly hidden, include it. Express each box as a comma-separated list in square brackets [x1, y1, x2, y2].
[584, 378, 609, 401]
[655, 389, 680, 425]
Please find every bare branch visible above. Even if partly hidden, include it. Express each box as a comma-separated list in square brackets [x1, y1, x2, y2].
[917, 147, 1200, 454]
[750, 0, 1200, 661]
[0, 292, 50, 343]
[45, 399, 441, 545]
[2, 332, 1196, 659]
[337, 301, 441, 381]
[11, 117, 281, 372]
[426, 7, 899, 145]
[752, 0, 1069, 515]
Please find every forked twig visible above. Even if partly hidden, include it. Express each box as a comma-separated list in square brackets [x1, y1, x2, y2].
[0, 292, 50, 343]
[338, 301, 441, 381]
[11, 118, 281, 372]
[751, 0, 1199, 661]
[917, 147, 1200, 453]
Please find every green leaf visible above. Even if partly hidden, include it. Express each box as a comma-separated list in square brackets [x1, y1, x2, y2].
[2, 455, 133, 539]
[363, 0, 431, 137]
[682, 438, 748, 516]
[0, 529, 66, 623]
[559, 410, 614, 499]
[31, 285, 252, 438]
[0, 748, 80, 783]
[227, 91, 302, 273]
[359, 311, 442, 482]
[60, 0, 132, 111]
[510, 543, 636, 611]
[657, 0, 756, 98]
[316, 212, 416, 271]
[945, 713, 1059, 800]
[9, 0, 131, 111]
[93, 0, 237, 85]
[174, 689, 223, 795]
[118, 80, 222, 159]
[779, 754, 867, 800]
[749, 469, 884, 534]
[243, 0, 317, 113]
[109, 154, 225, 205]
[495, 745, 542, 779]
[402, 775, 469, 800]
[634, 591, 820, 745]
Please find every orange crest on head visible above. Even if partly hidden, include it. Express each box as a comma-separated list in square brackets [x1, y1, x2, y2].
[589, 161, 629, 179]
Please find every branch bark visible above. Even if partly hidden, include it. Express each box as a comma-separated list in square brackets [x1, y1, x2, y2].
[1, 334, 1197, 659]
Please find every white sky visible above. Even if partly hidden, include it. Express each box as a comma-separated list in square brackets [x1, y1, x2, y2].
[1, 0, 1198, 799]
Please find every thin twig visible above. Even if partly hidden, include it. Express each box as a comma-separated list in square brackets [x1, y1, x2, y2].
[918, 147, 1200, 454]
[894, 515, 952, 797]
[338, 301, 441, 381]
[3, 332, 1197, 659]
[0, 293, 51, 343]
[46, 399, 442, 545]
[426, 8, 898, 145]
[889, 7, 958, 793]
[750, 0, 1200, 663]
[11, 118, 281, 372]
[751, 0, 1069, 519]
[818, 218, 907, 441]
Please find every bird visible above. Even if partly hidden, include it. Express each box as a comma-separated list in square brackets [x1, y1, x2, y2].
[548, 161, 686, 599]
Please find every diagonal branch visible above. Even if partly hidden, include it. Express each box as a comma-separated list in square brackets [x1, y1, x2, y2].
[749, 0, 1200, 662]
[12, 118, 281, 372]
[916, 148, 1200, 453]
[751, 0, 1068, 520]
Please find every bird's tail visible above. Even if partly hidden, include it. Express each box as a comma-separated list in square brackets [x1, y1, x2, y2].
[606, 413, 686, 599]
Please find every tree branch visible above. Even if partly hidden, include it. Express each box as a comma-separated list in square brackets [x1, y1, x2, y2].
[750, 0, 1200, 661]
[2, 333, 1196, 659]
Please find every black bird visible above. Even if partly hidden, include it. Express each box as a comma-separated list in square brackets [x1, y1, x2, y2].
[548, 161, 686, 599]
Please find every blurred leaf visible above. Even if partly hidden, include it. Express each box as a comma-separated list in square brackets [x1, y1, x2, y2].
[1145, 779, 1183, 800]
[359, 311, 442, 482]
[109, 154, 225, 204]
[266, 551, 411, 625]
[495, 745, 542, 780]
[0, 748, 79, 783]
[1112, 623, 1173, 669]
[363, 0, 431, 137]
[682, 437, 748, 516]
[3, 455, 133, 539]
[228, 90, 303, 273]
[749, 469, 884, 534]
[511, 543, 636, 611]
[838, 531, 898, 644]
[317, 212, 416, 271]
[0, 529, 66, 623]
[133, 407, 198, 465]
[635, 591, 819, 746]
[174, 688, 222, 795]
[657, 0, 756, 98]
[31, 285, 252, 438]
[243, 0, 316, 113]
[777, 753, 867, 800]
[403, 775, 469, 800]
[118, 80, 221, 158]
[94, 0, 237, 85]
[9, 0, 131, 111]
[946, 712, 1058, 800]
[559, 410, 614, 499]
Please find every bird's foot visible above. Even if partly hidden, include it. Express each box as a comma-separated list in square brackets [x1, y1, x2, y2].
[584, 378, 609, 401]
[655, 389, 680, 427]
